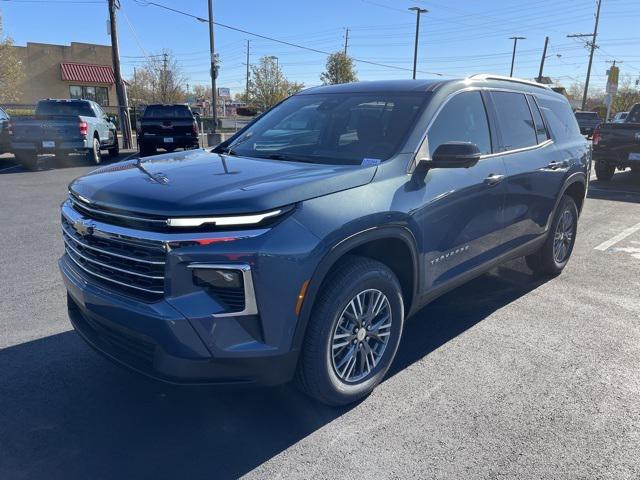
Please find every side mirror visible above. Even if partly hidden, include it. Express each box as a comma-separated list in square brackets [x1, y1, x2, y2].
[107, 115, 117, 125]
[428, 142, 481, 169]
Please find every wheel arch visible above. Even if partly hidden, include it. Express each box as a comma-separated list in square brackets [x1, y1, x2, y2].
[291, 225, 419, 353]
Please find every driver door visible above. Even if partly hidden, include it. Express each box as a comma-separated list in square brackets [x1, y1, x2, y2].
[413, 90, 508, 290]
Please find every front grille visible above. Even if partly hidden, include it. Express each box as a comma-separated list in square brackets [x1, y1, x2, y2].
[62, 215, 166, 301]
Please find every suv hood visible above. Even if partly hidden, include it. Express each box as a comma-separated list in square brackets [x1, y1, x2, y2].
[69, 149, 377, 217]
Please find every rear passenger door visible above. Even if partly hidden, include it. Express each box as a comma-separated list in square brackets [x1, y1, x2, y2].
[488, 91, 564, 248]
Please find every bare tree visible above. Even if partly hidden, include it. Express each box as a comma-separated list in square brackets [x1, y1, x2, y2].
[0, 14, 25, 103]
[612, 76, 640, 113]
[249, 56, 304, 111]
[127, 51, 188, 105]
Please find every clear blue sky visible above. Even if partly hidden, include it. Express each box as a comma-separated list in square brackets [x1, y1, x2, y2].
[2, 0, 639, 96]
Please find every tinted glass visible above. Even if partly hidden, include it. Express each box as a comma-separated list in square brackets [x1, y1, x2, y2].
[36, 101, 94, 117]
[225, 92, 427, 165]
[0, 108, 7, 120]
[427, 91, 492, 156]
[537, 96, 582, 142]
[143, 105, 194, 118]
[527, 95, 550, 143]
[627, 105, 640, 123]
[491, 91, 537, 150]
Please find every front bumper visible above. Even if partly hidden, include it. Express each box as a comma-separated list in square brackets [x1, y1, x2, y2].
[61, 255, 299, 385]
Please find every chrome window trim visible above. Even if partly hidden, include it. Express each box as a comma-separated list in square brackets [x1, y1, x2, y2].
[409, 85, 557, 173]
[187, 263, 258, 318]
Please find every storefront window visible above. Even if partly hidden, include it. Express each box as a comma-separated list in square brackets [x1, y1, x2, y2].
[69, 86, 110, 106]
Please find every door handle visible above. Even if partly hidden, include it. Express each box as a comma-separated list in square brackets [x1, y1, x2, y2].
[546, 160, 569, 170]
[484, 173, 505, 186]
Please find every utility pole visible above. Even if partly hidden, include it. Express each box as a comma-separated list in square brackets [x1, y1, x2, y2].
[568, 0, 602, 111]
[107, 0, 132, 149]
[408, 7, 428, 80]
[245, 40, 250, 103]
[509, 36, 526, 77]
[208, 0, 217, 133]
[344, 28, 350, 56]
[537, 36, 549, 83]
[161, 51, 168, 103]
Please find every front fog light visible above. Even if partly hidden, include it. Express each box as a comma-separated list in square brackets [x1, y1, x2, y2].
[192, 268, 243, 290]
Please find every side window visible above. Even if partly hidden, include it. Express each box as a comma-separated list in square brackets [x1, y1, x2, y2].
[537, 96, 582, 142]
[527, 95, 550, 143]
[491, 91, 537, 150]
[427, 91, 492, 157]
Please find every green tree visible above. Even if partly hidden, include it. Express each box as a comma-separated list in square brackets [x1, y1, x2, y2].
[248, 56, 304, 110]
[611, 76, 640, 113]
[0, 14, 25, 103]
[320, 52, 357, 85]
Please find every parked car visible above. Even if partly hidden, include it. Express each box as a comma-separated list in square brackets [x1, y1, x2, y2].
[59, 75, 589, 406]
[574, 111, 601, 136]
[137, 104, 199, 156]
[9, 99, 118, 170]
[592, 103, 640, 180]
[0, 107, 9, 155]
[612, 111, 628, 123]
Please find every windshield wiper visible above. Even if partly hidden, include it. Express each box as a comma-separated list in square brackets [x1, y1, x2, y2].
[252, 153, 317, 163]
[217, 131, 253, 156]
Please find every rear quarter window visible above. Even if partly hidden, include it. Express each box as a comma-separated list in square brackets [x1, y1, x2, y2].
[537, 96, 582, 142]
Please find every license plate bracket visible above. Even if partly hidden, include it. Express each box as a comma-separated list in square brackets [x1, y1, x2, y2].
[163, 137, 174, 143]
[628, 152, 640, 161]
[42, 141, 55, 148]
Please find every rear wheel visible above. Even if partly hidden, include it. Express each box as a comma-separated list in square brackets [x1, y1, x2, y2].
[595, 162, 615, 181]
[526, 195, 578, 276]
[86, 137, 101, 165]
[296, 256, 404, 406]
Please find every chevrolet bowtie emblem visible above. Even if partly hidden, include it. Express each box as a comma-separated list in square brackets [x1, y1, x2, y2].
[73, 218, 95, 237]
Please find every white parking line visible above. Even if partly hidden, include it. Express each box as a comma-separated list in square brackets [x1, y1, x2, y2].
[594, 221, 640, 251]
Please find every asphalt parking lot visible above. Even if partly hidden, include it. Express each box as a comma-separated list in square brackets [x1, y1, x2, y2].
[1, 153, 639, 479]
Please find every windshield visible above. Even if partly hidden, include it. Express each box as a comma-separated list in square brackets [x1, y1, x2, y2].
[222, 92, 428, 165]
[143, 105, 193, 118]
[36, 101, 93, 117]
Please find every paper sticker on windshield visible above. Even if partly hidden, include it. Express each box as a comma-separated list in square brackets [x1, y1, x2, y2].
[361, 158, 382, 167]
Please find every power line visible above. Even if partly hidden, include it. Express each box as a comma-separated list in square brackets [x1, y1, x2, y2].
[133, 0, 443, 76]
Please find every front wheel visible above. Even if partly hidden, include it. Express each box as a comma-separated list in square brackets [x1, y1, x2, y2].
[526, 195, 579, 276]
[296, 256, 404, 406]
[595, 162, 615, 181]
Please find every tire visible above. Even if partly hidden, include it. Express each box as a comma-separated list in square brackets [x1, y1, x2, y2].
[86, 136, 101, 165]
[526, 195, 579, 277]
[296, 256, 405, 406]
[108, 136, 120, 158]
[16, 153, 38, 171]
[595, 161, 615, 181]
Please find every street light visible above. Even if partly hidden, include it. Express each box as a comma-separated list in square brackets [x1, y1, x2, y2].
[408, 7, 428, 80]
[509, 36, 526, 77]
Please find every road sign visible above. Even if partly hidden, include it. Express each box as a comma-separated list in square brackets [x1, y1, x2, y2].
[217, 87, 231, 98]
[606, 65, 619, 94]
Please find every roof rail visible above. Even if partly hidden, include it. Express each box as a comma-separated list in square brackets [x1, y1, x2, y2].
[468, 74, 551, 90]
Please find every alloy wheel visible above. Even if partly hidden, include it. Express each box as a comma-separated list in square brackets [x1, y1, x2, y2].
[553, 207, 575, 263]
[330, 289, 392, 383]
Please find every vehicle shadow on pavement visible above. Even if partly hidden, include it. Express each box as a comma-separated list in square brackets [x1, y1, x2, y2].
[0, 260, 547, 480]
[588, 170, 640, 204]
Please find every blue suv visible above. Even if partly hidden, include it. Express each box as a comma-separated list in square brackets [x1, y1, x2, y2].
[59, 76, 589, 405]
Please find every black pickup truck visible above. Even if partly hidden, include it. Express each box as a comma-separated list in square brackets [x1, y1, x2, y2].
[575, 111, 601, 136]
[137, 104, 199, 156]
[592, 103, 640, 181]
